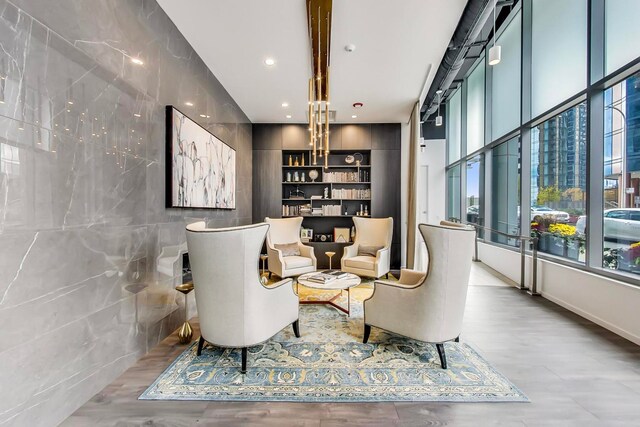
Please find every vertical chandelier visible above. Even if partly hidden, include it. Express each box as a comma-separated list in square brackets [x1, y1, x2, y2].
[307, 0, 332, 169]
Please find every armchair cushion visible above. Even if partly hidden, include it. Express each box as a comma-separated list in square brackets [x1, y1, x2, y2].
[357, 245, 384, 257]
[274, 242, 301, 257]
[343, 255, 376, 270]
[283, 256, 313, 269]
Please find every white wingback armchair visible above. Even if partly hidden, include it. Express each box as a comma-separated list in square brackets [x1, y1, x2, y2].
[341, 217, 393, 279]
[362, 222, 475, 369]
[185, 221, 300, 374]
[265, 217, 317, 279]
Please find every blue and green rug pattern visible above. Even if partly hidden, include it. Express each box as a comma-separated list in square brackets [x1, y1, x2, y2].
[140, 287, 527, 402]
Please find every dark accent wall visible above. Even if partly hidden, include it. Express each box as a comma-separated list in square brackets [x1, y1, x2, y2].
[253, 123, 401, 268]
[0, 1, 251, 424]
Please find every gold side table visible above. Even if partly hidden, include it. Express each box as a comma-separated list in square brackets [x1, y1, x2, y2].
[325, 251, 336, 271]
[260, 254, 268, 276]
[176, 283, 194, 344]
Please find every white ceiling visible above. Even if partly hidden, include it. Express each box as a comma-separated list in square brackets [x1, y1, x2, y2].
[157, 0, 467, 123]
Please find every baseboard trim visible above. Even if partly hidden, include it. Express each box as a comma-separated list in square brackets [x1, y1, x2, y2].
[541, 292, 640, 346]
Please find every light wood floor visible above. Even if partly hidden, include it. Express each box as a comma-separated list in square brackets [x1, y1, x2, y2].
[62, 263, 640, 426]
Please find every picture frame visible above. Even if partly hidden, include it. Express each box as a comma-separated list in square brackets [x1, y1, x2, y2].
[301, 228, 313, 243]
[166, 105, 236, 209]
[334, 227, 351, 243]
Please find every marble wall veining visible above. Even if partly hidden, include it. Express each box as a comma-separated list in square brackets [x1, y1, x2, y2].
[0, 1, 252, 425]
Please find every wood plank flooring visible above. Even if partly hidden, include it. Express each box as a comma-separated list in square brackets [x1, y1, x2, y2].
[62, 263, 640, 426]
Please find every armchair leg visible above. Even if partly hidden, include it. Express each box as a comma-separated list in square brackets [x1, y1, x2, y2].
[436, 343, 447, 369]
[196, 336, 205, 356]
[241, 347, 248, 374]
[454, 336, 460, 342]
[269, 271, 272, 279]
[385, 273, 389, 279]
[363, 324, 371, 344]
[292, 319, 301, 338]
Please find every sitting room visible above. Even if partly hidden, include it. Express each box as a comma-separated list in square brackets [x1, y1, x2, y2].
[1, 1, 640, 426]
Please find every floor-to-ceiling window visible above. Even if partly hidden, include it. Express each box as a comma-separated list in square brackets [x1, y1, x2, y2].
[465, 155, 483, 226]
[441, 0, 640, 285]
[447, 165, 461, 221]
[531, 102, 587, 261]
[491, 137, 520, 245]
[602, 71, 640, 275]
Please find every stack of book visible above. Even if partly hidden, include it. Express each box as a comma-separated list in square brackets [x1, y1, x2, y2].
[306, 270, 349, 283]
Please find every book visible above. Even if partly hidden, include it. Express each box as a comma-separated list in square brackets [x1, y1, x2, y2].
[306, 273, 337, 283]
[324, 270, 348, 279]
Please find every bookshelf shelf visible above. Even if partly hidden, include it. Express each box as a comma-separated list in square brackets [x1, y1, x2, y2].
[282, 149, 372, 234]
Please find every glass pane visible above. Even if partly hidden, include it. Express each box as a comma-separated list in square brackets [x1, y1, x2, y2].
[531, 102, 587, 262]
[531, 0, 587, 117]
[602, 71, 640, 276]
[605, 0, 640, 76]
[447, 165, 461, 221]
[491, 11, 521, 141]
[448, 89, 462, 164]
[466, 60, 485, 153]
[466, 156, 483, 227]
[491, 137, 521, 246]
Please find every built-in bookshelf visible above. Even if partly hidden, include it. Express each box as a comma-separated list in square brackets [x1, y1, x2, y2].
[282, 149, 372, 249]
[253, 123, 401, 269]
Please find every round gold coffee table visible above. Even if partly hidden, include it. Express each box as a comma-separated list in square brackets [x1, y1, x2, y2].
[297, 272, 361, 316]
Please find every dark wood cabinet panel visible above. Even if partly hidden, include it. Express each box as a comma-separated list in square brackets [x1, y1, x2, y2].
[252, 150, 282, 222]
[252, 124, 282, 150]
[372, 123, 401, 150]
[341, 124, 371, 149]
[282, 124, 308, 149]
[371, 149, 401, 248]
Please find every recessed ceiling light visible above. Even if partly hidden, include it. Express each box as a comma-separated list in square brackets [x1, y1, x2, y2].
[199, 114, 210, 118]
[286, 114, 292, 119]
[66, 109, 71, 112]
[131, 57, 144, 65]
[353, 102, 363, 108]
[185, 101, 194, 107]
[67, 100, 74, 105]
[133, 113, 141, 117]
[264, 58, 276, 66]
[281, 102, 289, 108]
[352, 115, 357, 119]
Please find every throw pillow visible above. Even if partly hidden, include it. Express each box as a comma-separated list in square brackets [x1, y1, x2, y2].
[358, 245, 384, 257]
[275, 242, 301, 257]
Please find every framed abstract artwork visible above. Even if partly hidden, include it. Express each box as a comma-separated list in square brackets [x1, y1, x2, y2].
[166, 106, 236, 209]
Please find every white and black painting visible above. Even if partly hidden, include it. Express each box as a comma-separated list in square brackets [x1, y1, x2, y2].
[166, 106, 236, 209]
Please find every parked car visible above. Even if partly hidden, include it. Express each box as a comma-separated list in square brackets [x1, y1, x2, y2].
[576, 208, 640, 242]
[531, 206, 570, 223]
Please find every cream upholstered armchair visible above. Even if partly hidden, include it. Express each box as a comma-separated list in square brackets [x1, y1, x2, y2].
[185, 221, 300, 374]
[362, 222, 475, 369]
[341, 217, 393, 279]
[265, 217, 317, 279]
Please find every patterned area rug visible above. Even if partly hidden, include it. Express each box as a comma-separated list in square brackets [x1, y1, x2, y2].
[140, 279, 527, 402]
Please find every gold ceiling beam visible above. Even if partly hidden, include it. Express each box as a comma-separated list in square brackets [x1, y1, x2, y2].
[306, 0, 332, 102]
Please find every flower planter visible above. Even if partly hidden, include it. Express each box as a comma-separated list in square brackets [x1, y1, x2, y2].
[617, 257, 640, 275]
[566, 239, 581, 261]
[547, 235, 565, 257]
[536, 233, 550, 252]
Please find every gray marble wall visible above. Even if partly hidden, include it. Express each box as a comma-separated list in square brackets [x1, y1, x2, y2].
[0, 1, 252, 425]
